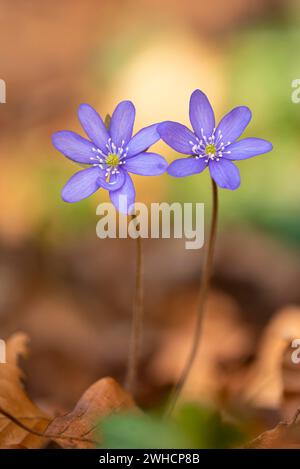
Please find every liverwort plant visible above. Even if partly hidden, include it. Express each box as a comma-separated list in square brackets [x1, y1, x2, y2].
[158, 89, 273, 414]
[52, 100, 168, 394]
[52, 101, 167, 213]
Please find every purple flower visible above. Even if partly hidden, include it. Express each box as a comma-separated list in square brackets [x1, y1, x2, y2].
[52, 101, 168, 213]
[158, 90, 273, 190]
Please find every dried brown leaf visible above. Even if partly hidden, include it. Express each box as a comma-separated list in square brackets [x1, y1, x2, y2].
[44, 377, 136, 448]
[245, 414, 300, 449]
[0, 334, 135, 449]
[242, 306, 300, 409]
[280, 314, 300, 420]
[0, 333, 51, 449]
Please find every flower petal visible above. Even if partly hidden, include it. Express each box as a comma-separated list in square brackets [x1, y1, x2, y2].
[189, 89, 215, 139]
[78, 103, 109, 152]
[62, 166, 102, 202]
[125, 152, 168, 175]
[167, 157, 207, 177]
[109, 101, 136, 147]
[109, 171, 136, 214]
[209, 159, 240, 190]
[158, 121, 198, 154]
[97, 170, 126, 191]
[216, 106, 251, 145]
[127, 124, 160, 157]
[52, 131, 94, 164]
[224, 138, 273, 160]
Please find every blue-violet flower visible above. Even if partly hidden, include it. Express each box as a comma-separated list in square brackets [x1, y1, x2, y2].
[158, 90, 273, 189]
[52, 101, 168, 213]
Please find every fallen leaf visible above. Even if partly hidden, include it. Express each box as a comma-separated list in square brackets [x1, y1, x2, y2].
[281, 334, 300, 420]
[44, 377, 136, 448]
[0, 333, 136, 449]
[0, 333, 51, 449]
[244, 414, 300, 449]
[242, 306, 300, 409]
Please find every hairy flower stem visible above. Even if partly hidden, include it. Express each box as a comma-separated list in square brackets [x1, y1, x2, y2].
[165, 178, 219, 416]
[125, 214, 144, 395]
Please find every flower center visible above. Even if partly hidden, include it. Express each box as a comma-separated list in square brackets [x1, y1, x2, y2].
[205, 143, 216, 157]
[106, 153, 120, 167]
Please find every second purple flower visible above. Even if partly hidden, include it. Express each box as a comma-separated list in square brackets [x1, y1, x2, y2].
[158, 89, 273, 190]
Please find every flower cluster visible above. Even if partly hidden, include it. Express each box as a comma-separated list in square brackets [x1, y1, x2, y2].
[52, 90, 273, 211]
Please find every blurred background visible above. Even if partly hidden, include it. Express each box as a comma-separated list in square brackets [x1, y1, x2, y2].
[1, 0, 300, 440]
